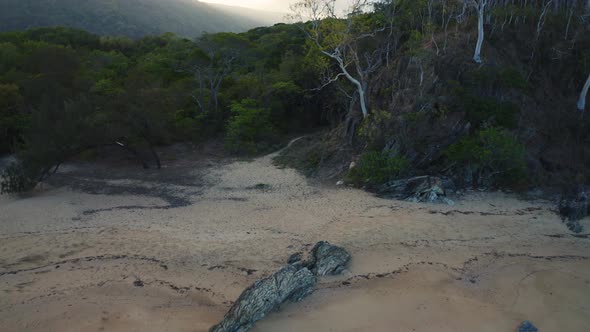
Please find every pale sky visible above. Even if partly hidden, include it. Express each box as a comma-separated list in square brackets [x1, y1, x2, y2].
[199, 0, 348, 13]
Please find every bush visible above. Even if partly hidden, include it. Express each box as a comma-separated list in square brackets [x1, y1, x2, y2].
[465, 95, 520, 129]
[0, 161, 36, 194]
[1, 97, 101, 193]
[224, 99, 277, 154]
[466, 66, 529, 91]
[446, 127, 526, 186]
[451, 85, 520, 128]
[347, 151, 410, 186]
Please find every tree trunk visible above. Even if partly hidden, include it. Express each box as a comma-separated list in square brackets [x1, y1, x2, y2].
[473, 1, 486, 64]
[323, 51, 370, 118]
[116, 141, 149, 169]
[578, 71, 590, 112]
[338, 59, 368, 118]
[148, 143, 161, 169]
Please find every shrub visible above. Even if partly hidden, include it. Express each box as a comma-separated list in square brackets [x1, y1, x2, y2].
[464, 95, 520, 129]
[466, 66, 529, 91]
[451, 84, 520, 128]
[446, 127, 526, 186]
[347, 151, 410, 186]
[357, 109, 394, 150]
[224, 99, 277, 154]
[0, 161, 36, 194]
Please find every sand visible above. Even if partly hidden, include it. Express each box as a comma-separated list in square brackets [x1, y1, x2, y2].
[1, 148, 589, 332]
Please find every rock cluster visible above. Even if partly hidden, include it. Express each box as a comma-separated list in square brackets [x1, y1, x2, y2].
[305, 241, 351, 276]
[378, 175, 455, 205]
[210, 241, 350, 332]
[558, 186, 589, 233]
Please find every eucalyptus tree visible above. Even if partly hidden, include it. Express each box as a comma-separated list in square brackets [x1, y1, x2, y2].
[189, 33, 248, 114]
[471, 0, 488, 63]
[576, 0, 590, 112]
[289, 0, 393, 119]
[578, 71, 590, 112]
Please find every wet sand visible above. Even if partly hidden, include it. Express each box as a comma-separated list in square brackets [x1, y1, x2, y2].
[1, 149, 589, 331]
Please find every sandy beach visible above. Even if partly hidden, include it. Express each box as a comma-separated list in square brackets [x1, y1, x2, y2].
[1, 147, 589, 332]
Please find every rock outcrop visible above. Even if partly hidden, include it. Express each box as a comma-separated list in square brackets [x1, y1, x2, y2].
[558, 186, 589, 233]
[210, 265, 316, 332]
[210, 241, 351, 332]
[517, 320, 538, 332]
[378, 176, 455, 205]
[304, 241, 351, 277]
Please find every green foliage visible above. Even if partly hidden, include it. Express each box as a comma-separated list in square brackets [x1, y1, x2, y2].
[405, 30, 427, 56]
[358, 109, 394, 150]
[347, 151, 410, 186]
[466, 67, 529, 91]
[460, 93, 520, 129]
[446, 128, 526, 186]
[0, 23, 322, 191]
[225, 99, 277, 154]
[1, 97, 102, 193]
[0, 42, 19, 73]
[451, 76, 520, 128]
[452, 67, 526, 129]
[0, 83, 26, 152]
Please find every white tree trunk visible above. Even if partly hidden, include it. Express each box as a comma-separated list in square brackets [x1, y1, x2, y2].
[578, 71, 590, 112]
[342, 66, 369, 118]
[325, 51, 370, 118]
[358, 85, 368, 118]
[473, 1, 486, 63]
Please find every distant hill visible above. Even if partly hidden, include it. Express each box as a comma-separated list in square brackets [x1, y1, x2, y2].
[0, 0, 286, 39]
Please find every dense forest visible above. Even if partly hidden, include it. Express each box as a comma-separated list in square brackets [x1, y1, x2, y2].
[0, 0, 281, 38]
[1, 0, 589, 194]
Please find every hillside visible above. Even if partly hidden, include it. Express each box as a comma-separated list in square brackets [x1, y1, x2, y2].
[0, 0, 284, 38]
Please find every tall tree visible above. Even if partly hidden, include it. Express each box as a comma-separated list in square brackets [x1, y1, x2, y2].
[190, 33, 247, 114]
[578, 71, 590, 112]
[290, 0, 390, 119]
[471, 0, 488, 63]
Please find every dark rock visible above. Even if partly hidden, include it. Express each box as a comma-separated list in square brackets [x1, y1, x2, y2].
[133, 279, 144, 287]
[378, 176, 455, 205]
[517, 320, 538, 332]
[210, 265, 316, 332]
[211, 241, 351, 332]
[558, 186, 589, 233]
[305, 241, 351, 277]
[0, 155, 16, 172]
[246, 183, 272, 191]
[287, 252, 302, 264]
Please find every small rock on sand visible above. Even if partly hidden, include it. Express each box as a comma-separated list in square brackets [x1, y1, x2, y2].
[517, 320, 538, 332]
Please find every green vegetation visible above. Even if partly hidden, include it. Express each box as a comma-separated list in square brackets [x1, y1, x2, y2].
[347, 151, 410, 186]
[450, 67, 530, 129]
[225, 99, 277, 154]
[0, 25, 316, 192]
[446, 127, 526, 186]
[1, 0, 590, 193]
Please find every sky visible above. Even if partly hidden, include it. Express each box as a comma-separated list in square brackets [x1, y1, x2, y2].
[199, 0, 348, 13]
